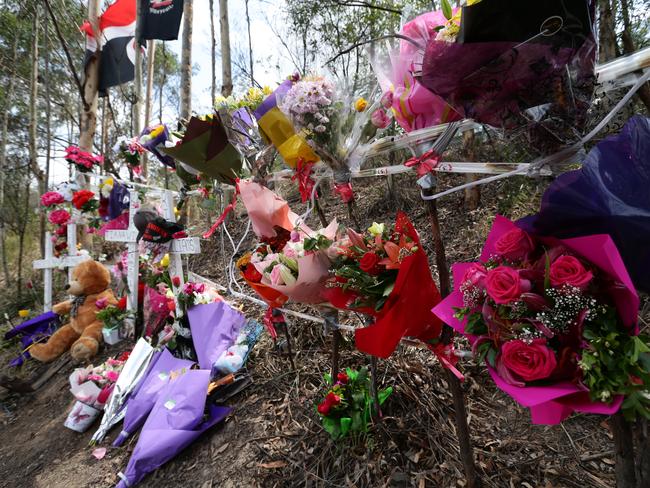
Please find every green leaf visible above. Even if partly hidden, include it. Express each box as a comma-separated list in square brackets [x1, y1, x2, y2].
[378, 386, 393, 405]
[324, 373, 332, 385]
[486, 347, 498, 368]
[382, 282, 395, 297]
[441, 0, 453, 20]
[340, 417, 352, 437]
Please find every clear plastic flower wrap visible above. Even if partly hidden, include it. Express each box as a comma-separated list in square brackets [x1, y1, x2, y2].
[419, 0, 597, 153]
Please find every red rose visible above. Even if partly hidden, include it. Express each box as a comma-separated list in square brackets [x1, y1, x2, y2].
[462, 263, 487, 287]
[325, 392, 341, 406]
[494, 228, 534, 260]
[317, 401, 331, 415]
[499, 339, 557, 383]
[359, 252, 381, 275]
[117, 296, 127, 310]
[72, 190, 95, 210]
[172, 276, 181, 287]
[336, 372, 349, 384]
[549, 255, 593, 290]
[55, 225, 67, 236]
[485, 266, 530, 304]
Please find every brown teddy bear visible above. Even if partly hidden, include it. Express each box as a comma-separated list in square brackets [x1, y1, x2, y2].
[30, 260, 117, 363]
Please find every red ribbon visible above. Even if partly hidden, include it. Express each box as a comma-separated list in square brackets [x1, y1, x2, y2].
[404, 150, 441, 177]
[427, 341, 464, 381]
[202, 180, 240, 238]
[263, 307, 286, 341]
[333, 182, 355, 203]
[291, 158, 316, 203]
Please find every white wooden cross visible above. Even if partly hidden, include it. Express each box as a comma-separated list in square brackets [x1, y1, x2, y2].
[33, 231, 91, 312]
[160, 190, 201, 311]
[105, 189, 141, 313]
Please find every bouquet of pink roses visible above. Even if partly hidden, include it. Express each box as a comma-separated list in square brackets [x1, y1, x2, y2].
[69, 353, 129, 410]
[433, 216, 649, 423]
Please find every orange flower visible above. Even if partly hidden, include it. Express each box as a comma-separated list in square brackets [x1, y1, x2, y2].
[379, 235, 416, 269]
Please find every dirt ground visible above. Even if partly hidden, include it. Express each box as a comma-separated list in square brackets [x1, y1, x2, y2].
[0, 174, 640, 487]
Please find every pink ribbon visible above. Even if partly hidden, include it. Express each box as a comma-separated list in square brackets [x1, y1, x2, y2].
[404, 150, 441, 177]
[427, 342, 464, 381]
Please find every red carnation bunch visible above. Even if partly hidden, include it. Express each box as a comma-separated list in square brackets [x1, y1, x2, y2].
[72, 190, 98, 213]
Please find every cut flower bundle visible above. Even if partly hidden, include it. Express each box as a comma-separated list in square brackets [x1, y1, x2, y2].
[434, 216, 650, 423]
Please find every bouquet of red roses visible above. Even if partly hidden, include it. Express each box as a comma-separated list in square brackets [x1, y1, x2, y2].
[323, 212, 443, 358]
[433, 216, 649, 423]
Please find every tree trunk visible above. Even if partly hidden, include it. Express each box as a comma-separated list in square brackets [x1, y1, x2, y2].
[619, 0, 650, 112]
[598, 0, 618, 63]
[133, 0, 144, 139]
[219, 0, 233, 96]
[29, 5, 46, 255]
[245, 0, 254, 86]
[180, 0, 194, 120]
[79, 0, 101, 152]
[209, 0, 217, 103]
[0, 34, 19, 286]
[143, 39, 156, 179]
[17, 176, 31, 301]
[611, 412, 637, 488]
[44, 10, 53, 256]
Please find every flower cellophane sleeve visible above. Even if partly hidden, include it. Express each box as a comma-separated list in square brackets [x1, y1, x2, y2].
[253, 80, 319, 168]
[238, 180, 307, 238]
[372, 9, 461, 132]
[354, 212, 443, 358]
[114, 369, 231, 488]
[253, 252, 332, 305]
[160, 116, 243, 183]
[518, 116, 650, 294]
[420, 0, 596, 131]
[432, 215, 638, 424]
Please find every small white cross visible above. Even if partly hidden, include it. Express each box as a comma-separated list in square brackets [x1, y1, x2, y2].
[33, 231, 91, 312]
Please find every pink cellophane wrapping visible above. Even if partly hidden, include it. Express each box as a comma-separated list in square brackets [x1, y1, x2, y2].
[432, 215, 639, 424]
[239, 180, 307, 238]
[375, 10, 461, 132]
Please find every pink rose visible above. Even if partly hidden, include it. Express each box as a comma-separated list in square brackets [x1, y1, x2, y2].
[40, 191, 65, 207]
[48, 209, 71, 226]
[549, 255, 593, 290]
[494, 228, 534, 260]
[485, 266, 530, 304]
[462, 263, 487, 287]
[371, 109, 391, 129]
[95, 297, 108, 310]
[499, 339, 557, 383]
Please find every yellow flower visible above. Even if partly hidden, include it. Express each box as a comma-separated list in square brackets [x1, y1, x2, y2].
[173, 207, 180, 216]
[101, 177, 114, 188]
[368, 222, 385, 236]
[263, 86, 273, 96]
[354, 98, 368, 112]
[18, 309, 29, 318]
[150, 125, 164, 138]
[160, 254, 170, 268]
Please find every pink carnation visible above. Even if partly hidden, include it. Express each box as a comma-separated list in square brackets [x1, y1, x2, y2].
[40, 191, 65, 207]
[48, 209, 71, 226]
